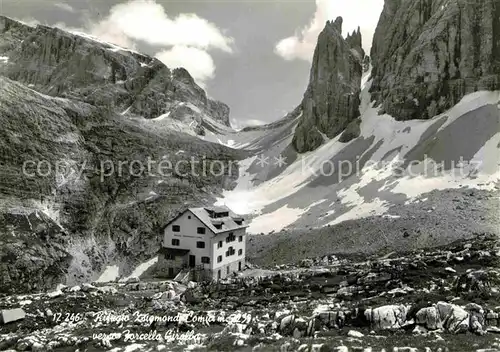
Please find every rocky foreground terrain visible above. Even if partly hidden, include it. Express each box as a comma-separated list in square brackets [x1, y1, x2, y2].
[0, 233, 499, 351]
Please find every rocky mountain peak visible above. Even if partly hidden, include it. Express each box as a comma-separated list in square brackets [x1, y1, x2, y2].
[0, 15, 232, 128]
[292, 17, 364, 153]
[328, 16, 344, 33]
[172, 67, 196, 84]
[346, 27, 363, 56]
[370, 0, 500, 120]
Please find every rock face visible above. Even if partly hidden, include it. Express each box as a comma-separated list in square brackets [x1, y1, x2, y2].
[0, 76, 241, 294]
[0, 209, 71, 294]
[365, 305, 409, 330]
[370, 0, 500, 120]
[292, 17, 364, 153]
[0, 15, 231, 128]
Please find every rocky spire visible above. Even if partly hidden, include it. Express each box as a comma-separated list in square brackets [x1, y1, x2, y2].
[292, 17, 364, 153]
[331, 16, 343, 33]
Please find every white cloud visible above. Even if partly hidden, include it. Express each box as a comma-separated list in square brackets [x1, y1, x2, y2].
[54, 2, 75, 13]
[275, 0, 384, 62]
[156, 46, 215, 88]
[91, 0, 233, 53]
[88, 18, 138, 49]
[16, 17, 41, 27]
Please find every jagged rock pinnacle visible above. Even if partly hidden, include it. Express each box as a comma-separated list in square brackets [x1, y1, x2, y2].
[370, 0, 500, 120]
[292, 18, 363, 153]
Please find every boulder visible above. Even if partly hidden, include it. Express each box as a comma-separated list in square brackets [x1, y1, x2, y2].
[1, 308, 26, 324]
[436, 302, 469, 334]
[316, 310, 348, 329]
[415, 306, 441, 330]
[365, 304, 409, 330]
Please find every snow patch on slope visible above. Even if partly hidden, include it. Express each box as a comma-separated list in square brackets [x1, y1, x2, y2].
[217, 86, 499, 233]
[95, 265, 120, 283]
[248, 199, 328, 234]
[122, 256, 159, 282]
[71, 31, 141, 56]
[248, 205, 305, 234]
[217, 134, 349, 217]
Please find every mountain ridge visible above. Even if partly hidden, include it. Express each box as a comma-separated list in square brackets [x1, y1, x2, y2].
[0, 15, 232, 129]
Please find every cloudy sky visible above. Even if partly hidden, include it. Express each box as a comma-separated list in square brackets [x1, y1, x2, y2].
[1, 0, 384, 128]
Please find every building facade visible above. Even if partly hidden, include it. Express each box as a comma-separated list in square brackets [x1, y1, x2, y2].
[159, 206, 247, 280]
